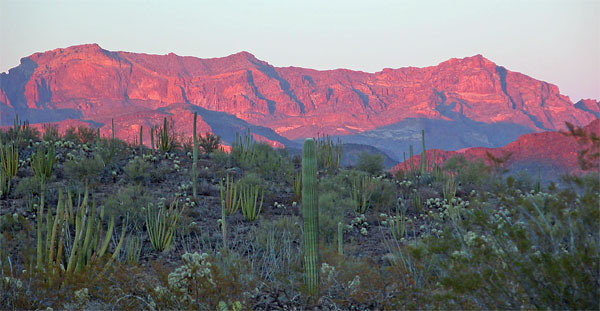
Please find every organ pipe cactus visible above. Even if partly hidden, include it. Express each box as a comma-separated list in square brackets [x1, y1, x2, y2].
[302, 138, 319, 295]
[193, 112, 198, 198]
[0, 142, 18, 178]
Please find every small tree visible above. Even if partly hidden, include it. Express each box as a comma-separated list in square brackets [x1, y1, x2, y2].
[199, 132, 221, 154]
[356, 151, 384, 176]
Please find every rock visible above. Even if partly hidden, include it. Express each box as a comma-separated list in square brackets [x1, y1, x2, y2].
[392, 119, 600, 176]
[1, 44, 596, 155]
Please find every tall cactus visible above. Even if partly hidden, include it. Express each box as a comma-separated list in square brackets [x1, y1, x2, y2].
[192, 112, 198, 198]
[302, 138, 319, 295]
[150, 126, 155, 151]
[139, 125, 143, 154]
[420, 129, 427, 175]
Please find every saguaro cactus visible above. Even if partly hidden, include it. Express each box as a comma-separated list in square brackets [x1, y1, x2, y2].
[192, 112, 198, 198]
[420, 129, 427, 175]
[138, 125, 143, 154]
[302, 138, 319, 295]
[150, 126, 155, 151]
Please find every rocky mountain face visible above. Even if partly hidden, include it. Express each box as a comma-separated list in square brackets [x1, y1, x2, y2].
[1, 44, 596, 159]
[392, 119, 600, 178]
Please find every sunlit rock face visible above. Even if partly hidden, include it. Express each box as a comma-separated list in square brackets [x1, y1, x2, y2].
[392, 119, 600, 176]
[0, 44, 596, 150]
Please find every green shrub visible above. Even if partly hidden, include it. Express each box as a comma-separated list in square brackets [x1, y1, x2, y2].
[388, 174, 599, 309]
[63, 125, 96, 144]
[14, 176, 41, 199]
[199, 132, 221, 154]
[42, 124, 60, 142]
[369, 177, 396, 212]
[249, 216, 302, 282]
[104, 185, 151, 230]
[64, 154, 105, 185]
[356, 152, 384, 176]
[123, 157, 151, 185]
[443, 155, 491, 188]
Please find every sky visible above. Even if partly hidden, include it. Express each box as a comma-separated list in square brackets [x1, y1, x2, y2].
[1, 0, 598, 101]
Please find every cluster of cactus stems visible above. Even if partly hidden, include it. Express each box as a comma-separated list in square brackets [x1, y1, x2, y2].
[232, 130, 256, 163]
[293, 171, 302, 201]
[412, 192, 423, 213]
[192, 112, 198, 198]
[0, 142, 18, 197]
[37, 187, 126, 285]
[1, 142, 18, 178]
[220, 175, 240, 215]
[315, 134, 342, 170]
[146, 199, 185, 252]
[125, 235, 143, 265]
[399, 129, 442, 179]
[351, 175, 374, 214]
[31, 145, 56, 185]
[156, 117, 175, 152]
[443, 176, 457, 203]
[391, 199, 408, 240]
[302, 138, 319, 295]
[239, 184, 264, 221]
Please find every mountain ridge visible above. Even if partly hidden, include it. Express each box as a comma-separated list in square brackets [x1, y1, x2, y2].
[1, 44, 596, 158]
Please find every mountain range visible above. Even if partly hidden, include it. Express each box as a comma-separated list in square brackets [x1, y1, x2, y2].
[1, 44, 598, 169]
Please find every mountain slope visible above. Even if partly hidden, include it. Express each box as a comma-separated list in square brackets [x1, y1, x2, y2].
[1, 44, 596, 151]
[392, 119, 600, 178]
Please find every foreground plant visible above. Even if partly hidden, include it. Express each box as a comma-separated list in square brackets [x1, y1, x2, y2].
[351, 175, 374, 214]
[302, 138, 319, 295]
[239, 184, 264, 221]
[146, 199, 185, 252]
[36, 187, 126, 284]
[0, 142, 18, 178]
[220, 175, 240, 216]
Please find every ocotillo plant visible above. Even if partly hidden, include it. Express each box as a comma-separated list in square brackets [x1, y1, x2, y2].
[302, 138, 319, 295]
[420, 129, 427, 175]
[193, 112, 198, 198]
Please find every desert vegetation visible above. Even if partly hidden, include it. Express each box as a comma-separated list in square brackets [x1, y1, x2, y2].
[0, 116, 598, 310]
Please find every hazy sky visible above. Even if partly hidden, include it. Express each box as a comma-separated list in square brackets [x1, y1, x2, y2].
[1, 0, 598, 101]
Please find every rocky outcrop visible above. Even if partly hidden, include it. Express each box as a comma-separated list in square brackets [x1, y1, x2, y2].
[1, 44, 596, 149]
[392, 119, 600, 176]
